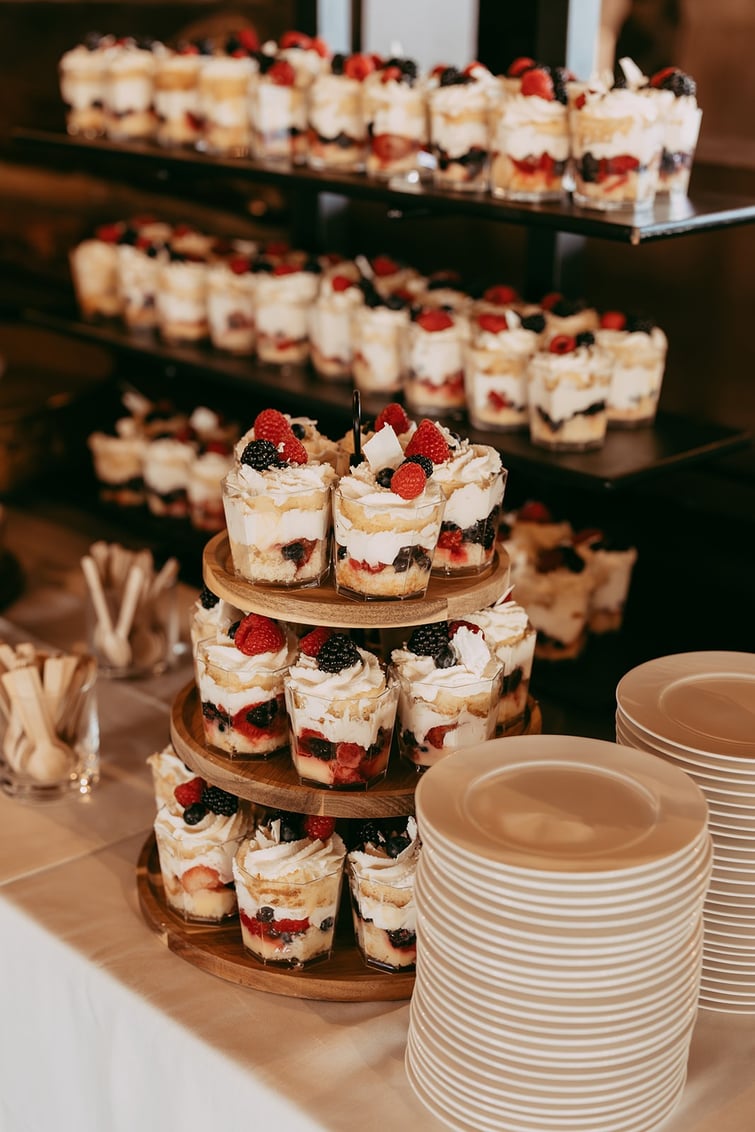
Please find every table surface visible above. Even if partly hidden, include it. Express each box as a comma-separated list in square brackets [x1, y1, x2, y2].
[1, 504, 754, 1132]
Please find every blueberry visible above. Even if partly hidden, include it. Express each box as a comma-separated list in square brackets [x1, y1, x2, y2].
[376, 467, 394, 489]
[282, 541, 306, 562]
[256, 906, 275, 922]
[434, 644, 456, 669]
[184, 803, 207, 825]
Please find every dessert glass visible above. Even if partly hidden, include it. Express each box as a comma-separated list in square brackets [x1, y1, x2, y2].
[147, 742, 195, 811]
[598, 319, 668, 427]
[570, 87, 664, 211]
[154, 49, 204, 147]
[198, 53, 256, 156]
[348, 854, 418, 971]
[351, 301, 409, 395]
[143, 437, 195, 518]
[156, 253, 209, 344]
[432, 461, 506, 577]
[403, 311, 468, 416]
[88, 424, 146, 506]
[117, 240, 162, 331]
[254, 268, 320, 364]
[154, 806, 246, 922]
[308, 272, 363, 382]
[657, 99, 702, 198]
[188, 450, 233, 532]
[59, 41, 109, 137]
[69, 231, 122, 320]
[207, 258, 257, 355]
[251, 69, 308, 165]
[466, 599, 537, 732]
[465, 314, 539, 431]
[285, 676, 399, 789]
[514, 553, 593, 661]
[527, 342, 612, 451]
[195, 639, 290, 758]
[428, 68, 493, 193]
[308, 68, 367, 171]
[364, 63, 426, 182]
[490, 87, 569, 201]
[103, 43, 156, 141]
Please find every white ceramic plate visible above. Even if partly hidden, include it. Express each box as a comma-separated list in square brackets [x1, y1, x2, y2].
[615, 712, 755, 779]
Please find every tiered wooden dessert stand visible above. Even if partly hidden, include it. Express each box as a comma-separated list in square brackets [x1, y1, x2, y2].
[138, 534, 541, 1001]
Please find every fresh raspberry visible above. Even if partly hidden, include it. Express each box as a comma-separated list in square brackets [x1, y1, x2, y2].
[303, 814, 336, 840]
[507, 56, 535, 78]
[426, 724, 456, 748]
[371, 254, 400, 277]
[272, 262, 299, 276]
[268, 60, 296, 86]
[437, 528, 463, 550]
[178, 43, 200, 55]
[228, 255, 250, 275]
[344, 53, 375, 81]
[279, 435, 308, 464]
[381, 65, 402, 84]
[521, 67, 554, 101]
[483, 284, 519, 306]
[449, 620, 483, 638]
[416, 309, 454, 333]
[253, 408, 291, 445]
[375, 402, 411, 434]
[390, 461, 427, 500]
[405, 419, 451, 464]
[330, 273, 353, 292]
[549, 334, 576, 354]
[299, 626, 334, 657]
[280, 30, 311, 50]
[541, 291, 562, 311]
[477, 313, 509, 335]
[600, 310, 626, 331]
[310, 37, 330, 58]
[174, 777, 207, 808]
[518, 500, 553, 523]
[238, 27, 260, 52]
[264, 241, 290, 257]
[650, 65, 678, 89]
[234, 613, 285, 656]
[95, 223, 121, 244]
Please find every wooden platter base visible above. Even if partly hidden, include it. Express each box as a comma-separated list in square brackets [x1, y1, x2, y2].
[137, 833, 415, 1002]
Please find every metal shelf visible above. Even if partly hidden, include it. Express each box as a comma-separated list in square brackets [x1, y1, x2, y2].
[13, 128, 755, 246]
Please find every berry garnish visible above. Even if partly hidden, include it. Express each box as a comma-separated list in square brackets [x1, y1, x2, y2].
[407, 622, 449, 657]
[507, 56, 535, 78]
[268, 60, 296, 86]
[390, 461, 427, 500]
[600, 311, 626, 331]
[240, 438, 282, 471]
[549, 334, 576, 354]
[228, 255, 251, 275]
[201, 785, 239, 816]
[405, 419, 451, 464]
[371, 254, 400, 277]
[272, 262, 299, 275]
[234, 613, 286, 656]
[316, 634, 361, 673]
[404, 454, 434, 478]
[381, 65, 402, 84]
[330, 274, 353, 292]
[344, 52, 375, 81]
[253, 408, 291, 445]
[483, 284, 519, 306]
[575, 330, 595, 348]
[279, 435, 308, 465]
[376, 468, 394, 489]
[238, 27, 259, 53]
[518, 500, 553, 523]
[183, 803, 207, 825]
[303, 814, 336, 840]
[477, 312, 509, 335]
[650, 66, 696, 98]
[199, 585, 219, 610]
[95, 223, 122, 244]
[299, 626, 334, 657]
[449, 620, 483, 638]
[521, 67, 554, 100]
[374, 402, 411, 435]
[540, 291, 562, 311]
[415, 309, 454, 333]
[174, 776, 207, 808]
[280, 29, 311, 49]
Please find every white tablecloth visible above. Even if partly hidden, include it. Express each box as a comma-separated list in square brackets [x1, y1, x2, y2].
[1, 505, 754, 1132]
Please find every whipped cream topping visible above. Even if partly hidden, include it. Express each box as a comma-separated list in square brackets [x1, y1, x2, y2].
[494, 93, 570, 161]
[154, 799, 247, 846]
[225, 458, 336, 501]
[237, 822, 346, 883]
[199, 624, 296, 674]
[309, 73, 364, 139]
[392, 625, 500, 695]
[349, 817, 420, 930]
[288, 647, 387, 700]
[190, 596, 242, 649]
[188, 451, 234, 500]
[143, 439, 195, 493]
[430, 439, 505, 526]
[147, 743, 195, 812]
[571, 87, 662, 163]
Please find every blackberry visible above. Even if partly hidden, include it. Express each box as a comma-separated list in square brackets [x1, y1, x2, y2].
[392, 546, 412, 573]
[388, 928, 417, 949]
[552, 66, 570, 105]
[413, 549, 433, 573]
[376, 467, 394, 489]
[407, 622, 449, 656]
[521, 313, 546, 335]
[247, 699, 278, 728]
[240, 439, 281, 471]
[434, 644, 456, 669]
[405, 454, 433, 477]
[319, 917, 335, 931]
[331, 53, 346, 75]
[576, 331, 595, 348]
[384, 294, 406, 311]
[316, 634, 361, 673]
[201, 786, 239, 816]
[184, 802, 207, 825]
[439, 66, 470, 87]
[551, 297, 586, 318]
[304, 736, 336, 761]
[228, 620, 241, 639]
[303, 255, 322, 274]
[580, 153, 600, 183]
[386, 832, 411, 857]
[253, 257, 274, 272]
[118, 226, 139, 246]
[199, 585, 219, 610]
[626, 314, 655, 335]
[402, 729, 419, 748]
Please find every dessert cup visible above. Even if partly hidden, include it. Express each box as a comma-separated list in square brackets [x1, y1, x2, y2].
[189, 588, 242, 657]
[206, 257, 257, 355]
[570, 86, 664, 211]
[364, 60, 426, 181]
[154, 49, 204, 147]
[308, 269, 363, 381]
[428, 66, 495, 192]
[514, 546, 593, 660]
[646, 67, 701, 197]
[103, 42, 156, 141]
[541, 295, 600, 346]
[348, 820, 419, 970]
[575, 532, 638, 634]
[69, 228, 123, 320]
[195, 636, 291, 758]
[467, 597, 537, 732]
[490, 75, 569, 201]
[154, 798, 247, 922]
[351, 298, 409, 395]
[254, 266, 320, 364]
[308, 61, 370, 171]
[198, 51, 256, 156]
[251, 69, 308, 164]
[597, 315, 668, 427]
[147, 742, 195, 812]
[527, 336, 612, 451]
[431, 442, 507, 577]
[156, 251, 209, 343]
[88, 422, 146, 506]
[188, 449, 233, 532]
[233, 822, 346, 967]
[403, 309, 468, 416]
[116, 238, 162, 331]
[59, 38, 111, 137]
[465, 312, 539, 431]
[143, 436, 195, 518]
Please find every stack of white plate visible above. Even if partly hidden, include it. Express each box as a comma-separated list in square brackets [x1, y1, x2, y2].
[616, 650, 755, 1014]
[406, 734, 711, 1132]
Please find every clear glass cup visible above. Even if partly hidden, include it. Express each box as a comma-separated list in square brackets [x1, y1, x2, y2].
[233, 852, 344, 967]
[251, 78, 308, 165]
[402, 317, 468, 416]
[198, 56, 254, 156]
[351, 304, 408, 395]
[364, 78, 426, 182]
[393, 663, 502, 771]
[284, 678, 399, 789]
[195, 640, 289, 758]
[428, 83, 490, 193]
[348, 861, 417, 971]
[432, 465, 507, 577]
[0, 652, 99, 801]
[307, 73, 366, 172]
[527, 349, 612, 452]
[206, 262, 257, 356]
[570, 98, 664, 212]
[332, 482, 445, 601]
[490, 96, 569, 202]
[86, 573, 180, 680]
[464, 335, 535, 432]
[154, 817, 245, 923]
[254, 271, 319, 364]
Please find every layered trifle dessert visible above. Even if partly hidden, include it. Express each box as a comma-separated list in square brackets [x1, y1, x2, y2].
[364, 55, 426, 181]
[154, 781, 247, 921]
[223, 430, 336, 587]
[541, 293, 599, 345]
[153, 42, 205, 147]
[143, 433, 196, 518]
[648, 66, 702, 197]
[392, 620, 502, 769]
[527, 331, 612, 450]
[307, 52, 374, 171]
[466, 591, 536, 731]
[348, 816, 420, 971]
[187, 442, 235, 532]
[189, 584, 242, 656]
[490, 63, 570, 201]
[351, 282, 410, 395]
[206, 252, 257, 355]
[428, 62, 496, 192]
[147, 741, 195, 812]
[88, 416, 147, 506]
[513, 543, 593, 660]
[285, 630, 398, 788]
[574, 528, 638, 634]
[254, 259, 321, 364]
[233, 811, 346, 967]
[464, 309, 540, 431]
[197, 33, 257, 155]
[58, 32, 113, 137]
[195, 612, 296, 756]
[308, 264, 363, 381]
[70, 222, 123, 320]
[155, 231, 211, 343]
[596, 310, 668, 426]
[103, 38, 157, 141]
[251, 51, 309, 165]
[403, 306, 468, 416]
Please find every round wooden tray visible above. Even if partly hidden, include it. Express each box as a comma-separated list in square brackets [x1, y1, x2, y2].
[203, 532, 510, 628]
[170, 680, 542, 817]
[137, 833, 415, 1001]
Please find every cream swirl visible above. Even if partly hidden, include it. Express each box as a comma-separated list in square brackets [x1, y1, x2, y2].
[154, 800, 247, 845]
[287, 647, 387, 700]
[225, 459, 336, 502]
[199, 624, 296, 674]
[392, 626, 500, 694]
[238, 823, 346, 882]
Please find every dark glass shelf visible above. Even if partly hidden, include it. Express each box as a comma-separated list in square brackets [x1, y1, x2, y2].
[13, 128, 755, 246]
[21, 306, 751, 492]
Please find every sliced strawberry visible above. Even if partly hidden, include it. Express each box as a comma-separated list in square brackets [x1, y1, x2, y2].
[174, 776, 207, 808]
[268, 60, 296, 87]
[280, 30, 311, 50]
[303, 814, 336, 840]
[426, 724, 456, 749]
[549, 334, 576, 354]
[483, 284, 519, 306]
[477, 312, 509, 335]
[521, 68, 554, 100]
[405, 419, 451, 464]
[391, 461, 427, 500]
[299, 626, 334, 657]
[375, 402, 411, 434]
[518, 501, 553, 523]
[344, 53, 375, 81]
[182, 865, 224, 893]
[449, 620, 483, 638]
[228, 255, 251, 275]
[507, 56, 535, 78]
[330, 273, 353, 292]
[600, 310, 626, 331]
[487, 390, 511, 410]
[605, 154, 639, 176]
[335, 742, 364, 769]
[416, 309, 454, 333]
[253, 408, 291, 445]
[234, 613, 285, 656]
[242, 911, 310, 938]
[371, 254, 400, 277]
[371, 134, 417, 162]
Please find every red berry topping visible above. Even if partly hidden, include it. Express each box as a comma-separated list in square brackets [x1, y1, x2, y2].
[264, 241, 290, 257]
[549, 334, 576, 354]
[483, 284, 519, 306]
[303, 814, 336, 840]
[204, 439, 232, 456]
[371, 254, 400, 277]
[234, 613, 285, 656]
[172, 223, 192, 237]
[520, 68, 555, 101]
[178, 43, 200, 55]
[174, 777, 207, 808]
[507, 56, 535, 78]
[405, 419, 451, 465]
[253, 408, 291, 445]
[426, 723, 456, 748]
[437, 528, 463, 550]
[95, 223, 122, 244]
[280, 436, 308, 465]
[449, 620, 483, 638]
[268, 60, 296, 87]
[431, 63, 449, 78]
[299, 626, 334, 657]
[477, 313, 509, 335]
[416, 309, 454, 333]
[574, 91, 587, 110]
[344, 53, 375, 82]
[272, 261, 299, 275]
[518, 501, 553, 523]
[463, 61, 483, 76]
[310, 37, 330, 59]
[541, 291, 562, 311]
[280, 30, 311, 49]
[330, 273, 353, 292]
[650, 66, 677, 89]
[600, 310, 626, 331]
[228, 255, 251, 275]
[238, 27, 260, 52]
[375, 402, 411, 435]
[381, 65, 402, 84]
[390, 461, 427, 500]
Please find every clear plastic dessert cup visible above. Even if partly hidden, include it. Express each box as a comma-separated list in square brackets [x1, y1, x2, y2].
[233, 853, 344, 968]
[364, 75, 426, 182]
[251, 78, 308, 165]
[222, 475, 333, 589]
[570, 91, 664, 212]
[332, 481, 445, 601]
[490, 94, 569, 202]
[196, 642, 289, 758]
[351, 303, 408, 395]
[154, 51, 204, 148]
[431, 465, 506, 577]
[527, 347, 612, 451]
[254, 269, 319, 364]
[403, 315, 468, 416]
[284, 679, 399, 789]
[103, 47, 157, 142]
[154, 815, 245, 923]
[59, 45, 108, 138]
[348, 861, 417, 971]
[308, 72, 367, 172]
[207, 261, 257, 355]
[393, 663, 502, 771]
[428, 81, 491, 193]
[198, 55, 255, 156]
